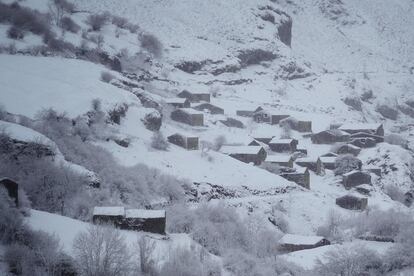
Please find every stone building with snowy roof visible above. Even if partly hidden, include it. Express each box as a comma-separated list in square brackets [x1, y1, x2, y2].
[278, 234, 330, 252]
[123, 209, 166, 234]
[296, 157, 323, 175]
[320, 156, 337, 170]
[264, 155, 294, 168]
[336, 144, 361, 156]
[269, 138, 298, 152]
[167, 133, 199, 150]
[92, 207, 166, 234]
[280, 167, 310, 189]
[339, 123, 384, 136]
[193, 103, 224, 115]
[311, 129, 350, 144]
[178, 90, 210, 103]
[0, 178, 19, 207]
[220, 145, 267, 165]
[92, 206, 125, 227]
[342, 170, 371, 189]
[165, 97, 191, 108]
[171, 108, 204, 126]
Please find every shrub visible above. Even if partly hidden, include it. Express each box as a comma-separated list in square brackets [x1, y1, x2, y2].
[143, 110, 162, 131]
[361, 89, 374, 101]
[140, 33, 163, 58]
[314, 246, 383, 276]
[100, 71, 116, 83]
[334, 154, 362, 175]
[213, 135, 227, 151]
[45, 36, 76, 53]
[376, 104, 398, 120]
[73, 224, 132, 276]
[260, 12, 275, 23]
[0, 189, 24, 243]
[111, 15, 128, 29]
[108, 103, 128, 125]
[151, 131, 169, 151]
[316, 209, 344, 242]
[237, 49, 277, 67]
[7, 25, 24, 40]
[88, 33, 105, 48]
[61, 16, 80, 33]
[49, 0, 76, 27]
[86, 13, 109, 31]
[343, 96, 362, 111]
[159, 248, 204, 276]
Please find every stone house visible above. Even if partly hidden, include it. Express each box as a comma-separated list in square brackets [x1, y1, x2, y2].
[123, 209, 166, 234]
[92, 206, 125, 227]
[92, 207, 166, 234]
[280, 167, 310, 189]
[278, 234, 330, 253]
[342, 170, 372, 189]
[177, 90, 210, 103]
[220, 145, 267, 165]
[0, 178, 18, 206]
[320, 152, 338, 158]
[336, 144, 361, 156]
[320, 156, 337, 170]
[167, 133, 199, 150]
[336, 195, 368, 210]
[165, 97, 191, 108]
[311, 129, 350, 144]
[269, 138, 298, 152]
[193, 103, 224, 115]
[296, 157, 323, 175]
[171, 108, 204, 126]
[264, 155, 294, 168]
[251, 136, 275, 145]
[339, 123, 384, 136]
[253, 108, 290, 125]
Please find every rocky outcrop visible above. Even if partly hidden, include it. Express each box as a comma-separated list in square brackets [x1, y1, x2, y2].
[278, 17, 293, 47]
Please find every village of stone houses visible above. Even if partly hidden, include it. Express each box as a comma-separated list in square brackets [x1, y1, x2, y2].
[0, 0, 414, 275]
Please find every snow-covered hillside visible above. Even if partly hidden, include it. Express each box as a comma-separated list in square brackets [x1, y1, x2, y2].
[0, 0, 413, 274]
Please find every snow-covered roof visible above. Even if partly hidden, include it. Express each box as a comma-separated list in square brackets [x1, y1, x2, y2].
[178, 108, 204, 115]
[125, 209, 166, 219]
[165, 97, 188, 104]
[269, 138, 296, 144]
[220, 145, 263, 155]
[279, 234, 325, 245]
[296, 157, 319, 163]
[265, 155, 292, 163]
[168, 132, 198, 139]
[93, 206, 125, 216]
[320, 157, 336, 164]
[179, 90, 209, 95]
[339, 123, 382, 131]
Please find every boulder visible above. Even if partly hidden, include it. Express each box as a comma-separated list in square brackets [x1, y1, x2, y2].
[336, 195, 368, 210]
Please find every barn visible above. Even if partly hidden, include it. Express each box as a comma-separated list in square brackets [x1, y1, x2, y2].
[278, 234, 330, 252]
[219, 118, 244, 128]
[171, 108, 204, 126]
[339, 123, 384, 136]
[165, 97, 191, 108]
[220, 145, 267, 165]
[178, 90, 210, 103]
[342, 170, 372, 189]
[167, 133, 199, 150]
[269, 138, 298, 153]
[280, 167, 310, 189]
[311, 129, 350, 144]
[0, 178, 19, 206]
[264, 155, 294, 168]
[193, 103, 224, 114]
[123, 209, 166, 234]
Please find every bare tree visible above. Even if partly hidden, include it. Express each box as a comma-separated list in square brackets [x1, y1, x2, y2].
[137, 236, 156, 274]
[73, 224, 132, 276]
